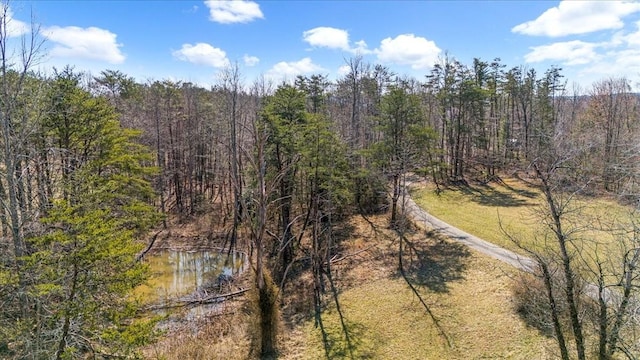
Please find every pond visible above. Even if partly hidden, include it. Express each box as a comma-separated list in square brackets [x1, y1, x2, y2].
[136, 249, 245, 304]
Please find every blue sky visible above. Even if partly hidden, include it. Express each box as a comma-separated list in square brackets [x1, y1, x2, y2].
[6, 1, 640, 89]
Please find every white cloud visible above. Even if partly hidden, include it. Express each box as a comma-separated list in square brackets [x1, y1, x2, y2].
[266, 57, 325, 81]
[243, 54, 259, 66]
[519, 18, 640, 88]
[42, 26, 125, 64]
[521, 20, 640, 89]
[5, 8, 29, 37]
[337, 64, 351, 76]
[524, 40, 599, 65]
[376, 34, 441, 69]
[620, 21, 640, 48]
[303, 27, 350, 51]
[184, 5, 199, 13]
[579, 48, 640, 85]
[352, 40, 370, 55]
[172, 43, 230, 68]
[579, 23, 640, 81]
[302, 26, 372, 54]
[512, 0, 640, 37]
[204, 0, 264, 24]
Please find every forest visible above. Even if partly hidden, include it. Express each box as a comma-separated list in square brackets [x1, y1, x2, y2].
[2, 2, 640, 359]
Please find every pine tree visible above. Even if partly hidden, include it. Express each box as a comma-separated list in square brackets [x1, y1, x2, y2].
[2, 68, 161, 358]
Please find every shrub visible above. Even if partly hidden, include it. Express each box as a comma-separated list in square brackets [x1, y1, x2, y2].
[354, 170, 389, 215]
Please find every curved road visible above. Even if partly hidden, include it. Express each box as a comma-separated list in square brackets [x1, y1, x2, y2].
[403, 188, 536, 273]
[403, 182, 611, 302]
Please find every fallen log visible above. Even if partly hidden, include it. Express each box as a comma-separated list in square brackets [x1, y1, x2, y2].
[146, 288, 249, 311]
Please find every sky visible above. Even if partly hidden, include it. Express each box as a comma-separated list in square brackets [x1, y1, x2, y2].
[5, 0, 640, 90]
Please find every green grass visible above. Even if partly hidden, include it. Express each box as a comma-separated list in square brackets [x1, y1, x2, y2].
[411, 178, 542, 254]
[410, 177, 636, 260]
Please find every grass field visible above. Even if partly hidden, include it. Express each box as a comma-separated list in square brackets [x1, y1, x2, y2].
[411, 177, 546, 255]
[146, 212, 557, 359]
[410, 176, 635, 260]
[281, 214, 554, 359]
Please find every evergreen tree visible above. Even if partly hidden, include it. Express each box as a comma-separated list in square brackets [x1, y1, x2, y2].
[261, 84, 307, 281]
[1, 68, 161, 358]
[375, 82, 434, 226]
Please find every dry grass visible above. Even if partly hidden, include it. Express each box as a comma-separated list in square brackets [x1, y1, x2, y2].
[142, 178, 639, 359]
[139, 211, 254, 360]
[281, 214, 555, 359]
[142, 299, 252, 360]
[144, 207, 557, 359]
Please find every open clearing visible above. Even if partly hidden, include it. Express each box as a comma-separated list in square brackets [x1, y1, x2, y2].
[281, 214, 554, 359]
[410, 176, 634, 261]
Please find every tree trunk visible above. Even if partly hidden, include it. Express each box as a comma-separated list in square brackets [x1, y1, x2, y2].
[56, 264, 78, 360]
[258, 272, 278, 358]
[535, 164, 585, 360]
[539, 260, 570, 360]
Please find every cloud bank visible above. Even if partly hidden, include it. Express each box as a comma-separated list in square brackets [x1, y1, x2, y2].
[513, 0, 640, 37]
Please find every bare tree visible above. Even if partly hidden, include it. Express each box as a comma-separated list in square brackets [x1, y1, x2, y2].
[510, 129, 640, 360]
[219, 63, 244, 251]
[0, 0, 43, 261]
[587, 77, 635, 192]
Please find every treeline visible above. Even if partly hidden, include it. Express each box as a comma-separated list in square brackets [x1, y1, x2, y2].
[2, 57, 639, 235]
[98, 56, 639, 225]
[2, 8, 640, 358]
[0, 62, 162, 358]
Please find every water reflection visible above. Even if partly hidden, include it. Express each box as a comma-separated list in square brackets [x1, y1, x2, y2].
[136, 250, 244, 303]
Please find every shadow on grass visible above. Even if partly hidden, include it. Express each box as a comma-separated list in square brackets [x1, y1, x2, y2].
[398, 234, 471, 293]
[448, 181, 537, 208]
[319, 318, 375, 360]
[500, 180, 539, 199]
[391, 230, 472, 349]
[279, 220, 357, 327]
